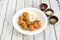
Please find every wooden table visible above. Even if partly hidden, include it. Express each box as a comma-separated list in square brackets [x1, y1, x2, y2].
[0, 0, 60, 40]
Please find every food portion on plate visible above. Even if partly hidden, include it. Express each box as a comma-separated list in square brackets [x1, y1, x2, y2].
[18, 12, 41, 31]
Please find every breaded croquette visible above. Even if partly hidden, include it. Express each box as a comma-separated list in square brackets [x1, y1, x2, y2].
[18, 20, 24, 25]
[19, 16, 24, 20]
[23, 12, 29, 17]
[24, 16, 29, 21]
[29, 25, 35, 31]
[22, 24, 28, 30]
[26, 21, 31, 26]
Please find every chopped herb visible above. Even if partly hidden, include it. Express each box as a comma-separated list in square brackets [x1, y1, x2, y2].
[36, 20, 40, 24]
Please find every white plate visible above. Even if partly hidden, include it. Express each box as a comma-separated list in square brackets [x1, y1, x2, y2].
[12, 8, 48, 35]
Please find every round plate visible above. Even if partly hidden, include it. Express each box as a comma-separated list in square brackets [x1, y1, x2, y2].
[12, 8, 48, 35]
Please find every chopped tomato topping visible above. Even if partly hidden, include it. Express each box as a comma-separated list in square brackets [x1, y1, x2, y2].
[31, 20, 41, 29]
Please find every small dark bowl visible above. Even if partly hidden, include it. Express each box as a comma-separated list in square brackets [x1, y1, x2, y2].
[45, 9, 54, 17]
[39, 3, 48, 11]
[49, 16, 58, 24]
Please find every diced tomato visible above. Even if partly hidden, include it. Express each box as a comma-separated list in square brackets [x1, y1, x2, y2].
[31, 20, 41, 29]
[35, 24, 40, 29]
[31, 20, 36, 26]
[35, 23, 41, 29]
[38, 23, 41, 27]
[35, 26, 40, 29]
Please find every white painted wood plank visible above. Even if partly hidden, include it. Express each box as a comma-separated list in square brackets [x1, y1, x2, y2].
[0, 0, 17, 40]
[33, 0, 45, 40]
[58, 0, 60, 10]
[50, 0, 60, 40]
[33, 0, 41, 8]
[33, 32, 45, 40]
[12, 29, 23, 40]
[12, 0, 24, 40]
[41, 0, 50, 8]
[23, 35, 33, 40]
[24, 0, 32, 8]
[23, 0, 33, 40]
[0, 0, 8, 37]
[58, 0, 60, 4]
[45, 24, 56, 40]
[42, 0, 56, 40]
[16, 0, 24, 11]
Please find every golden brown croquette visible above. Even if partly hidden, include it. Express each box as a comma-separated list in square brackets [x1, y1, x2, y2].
[22, 24, 28, 30]
[26, 21, 31, 26]
[29, 25, 35, 31]
[18, 20, 24, 25]
[19, 16, 24, 20]
[23, 12, 29, 17]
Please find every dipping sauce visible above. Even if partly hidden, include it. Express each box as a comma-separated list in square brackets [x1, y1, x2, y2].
[39, 3, 48, 11]
[49, 16, 58, 24]
[45, 9, 54, 16]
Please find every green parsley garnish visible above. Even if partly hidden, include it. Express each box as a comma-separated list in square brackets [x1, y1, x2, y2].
[36, 20, 40, 24]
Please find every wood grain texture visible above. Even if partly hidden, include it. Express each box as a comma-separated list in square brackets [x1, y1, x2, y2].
[23, 35, 33, 40]
[12, 0, 25, 40]
[45, 23, 56, 40]
[0, 0, 8, 37]
[24, 0, 32, 7]
[32, 0, 41, 8]
[33, 32, 45, 40]
[0, 0, 60, 40]
[41, 0, 50, 8]
[12, 29, 23, 40]
[42, 0, 56, 40]
[50, 0, 60, 40]
[58, 0, 60, 10]
[0, 0, 17, 40]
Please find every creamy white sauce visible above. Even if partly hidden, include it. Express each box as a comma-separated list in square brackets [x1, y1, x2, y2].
[46, 11, 52, 15]
[29, 15, 38, 21]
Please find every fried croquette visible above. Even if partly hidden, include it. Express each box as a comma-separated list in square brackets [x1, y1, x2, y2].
[19, 16, 24, 20]
[18, 12, 41, 31]
[22, 24, 28, 30]
[23, 12, 29, 17]
[24, 16, 29, 21]
[29, 25, 35, 31]
[18, 20, 24, 25]
[26, 21, 31, 25]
